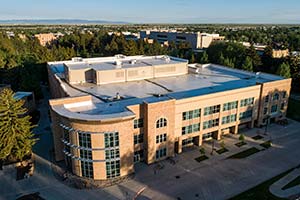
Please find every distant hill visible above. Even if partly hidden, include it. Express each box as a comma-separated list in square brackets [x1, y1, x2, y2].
[0, 19, 129, 25]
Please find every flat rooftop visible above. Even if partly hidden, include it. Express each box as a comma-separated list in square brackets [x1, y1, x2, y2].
[58, 55, 186, 71]
[48, 58, 284, 121]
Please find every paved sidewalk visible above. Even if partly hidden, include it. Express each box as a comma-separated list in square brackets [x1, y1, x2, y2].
[269, 167, 300, 199]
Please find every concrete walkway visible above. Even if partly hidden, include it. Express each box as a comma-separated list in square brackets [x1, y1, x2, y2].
[269, 167, 300, 199]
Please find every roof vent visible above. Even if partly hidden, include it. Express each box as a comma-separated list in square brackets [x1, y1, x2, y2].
[72, 57, 83, 62]
[115, 60, 122, 68]
[115, 54, 126, 59]
[163, 55, 171, 63]
[256, 72, 261, 78]
[130, 59, 137, 65]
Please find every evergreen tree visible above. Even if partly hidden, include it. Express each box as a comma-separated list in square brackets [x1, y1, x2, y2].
[218, 53, 225, 65]
[190, 53, 196, 63]
[246, 45, 262, 67]
[199, 51, 209, 64]
[242, 56, 254, 72]
[276, 62, 291, 78]
[0, 88, 36, 161]
[223, 57, 235, 68]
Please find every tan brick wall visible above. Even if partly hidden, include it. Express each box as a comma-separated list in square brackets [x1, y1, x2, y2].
[257, 79, 292, 125]
[144, 99, 176, 164]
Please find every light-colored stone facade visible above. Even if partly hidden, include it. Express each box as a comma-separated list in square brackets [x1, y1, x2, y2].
[48, 56, 291, 181]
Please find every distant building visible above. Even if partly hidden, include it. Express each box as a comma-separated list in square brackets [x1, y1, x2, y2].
[0, 84, 35, 113]
[140, 30, 225, 49]
[241, 42, 289, 58]
[47, 55, 291, 181]
[272, 49, 289, 58]
[34, 33, 64, 46]
[18, 34, 27, 41]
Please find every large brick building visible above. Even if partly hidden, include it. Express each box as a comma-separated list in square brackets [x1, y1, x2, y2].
[47, 55, 291, 180]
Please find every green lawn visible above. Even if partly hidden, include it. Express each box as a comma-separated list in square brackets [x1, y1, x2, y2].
[229, 168, 295, 200]
[282, 175, 300, 190]
[228, 147, 260, 159]
[287, 98, 300, 122]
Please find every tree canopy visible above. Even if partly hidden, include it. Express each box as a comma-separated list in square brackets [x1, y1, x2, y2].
[0, 88, 36, 161]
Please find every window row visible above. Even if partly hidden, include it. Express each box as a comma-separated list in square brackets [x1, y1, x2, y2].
[182, 138, 193, 146]
[240, 97, 254, 107]
[222, 114, 237, 124]
[182, 123, 200, 135]
[203, 119, 219, 130]
[204, 105, 220, 116]
[182, 109, 201, 120]
[156, 148, 167, 159]
[239, 110, 253, 120]
[134, 133, 144, 145]
[202, 132, 213, 140]
[223, 101, 238, 111]
[156, 133, 167, 143]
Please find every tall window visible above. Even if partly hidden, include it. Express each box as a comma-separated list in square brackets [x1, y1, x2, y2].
[265, 95, 269, 103]
[240, 97, 254, 107]
[156, 118, 167, 128]
[63, 129, 70, 153]
[134, 118, 144, 129]
[271, 105, 278, 113]
[81, 161, 93, 178]
[204, 105, 220, 116]
[104, 132, 120, 179]
[182, 109, 201, 120]
[281, 103, 285, 110]
[78, 132, 91, 148]
[282, 91, 287, 98]
[156, 133, 167, 143]
[222, 114, 237, 124]
[106, 160, 120, 178]
[223, 101, 238, 111]
[134, 133, 144, 145]
[104, 132, 119, 148]
[156, 148, 167, 159]
[273, 93, 279, 101]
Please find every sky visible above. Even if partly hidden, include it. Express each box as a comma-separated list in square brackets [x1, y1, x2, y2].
[1, 0, 300, 24]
